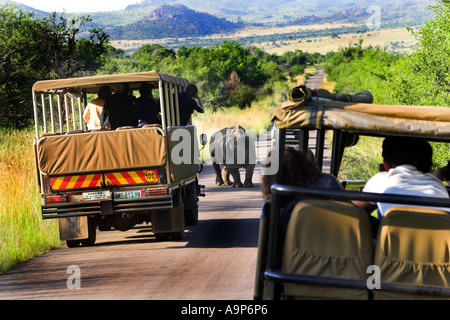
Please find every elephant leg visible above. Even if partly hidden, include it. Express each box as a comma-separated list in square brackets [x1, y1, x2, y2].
[222, 166, 232, 186]
[229, 168, 243, 188]
[213, 162, 224, 186]
[244, 164, 255, 188]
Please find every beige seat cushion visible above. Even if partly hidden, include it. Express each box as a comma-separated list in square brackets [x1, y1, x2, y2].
[374, 206, 450, 300]
[282, 199, 373, 299]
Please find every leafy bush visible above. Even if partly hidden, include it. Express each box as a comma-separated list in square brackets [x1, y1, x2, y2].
[324, 1, 450, 173]
[100, 40, 320, 109]
[0, 4, 109, 129]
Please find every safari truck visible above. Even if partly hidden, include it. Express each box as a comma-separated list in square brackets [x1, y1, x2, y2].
[32, 72, 205, 247]
[255, 85, 450, 300]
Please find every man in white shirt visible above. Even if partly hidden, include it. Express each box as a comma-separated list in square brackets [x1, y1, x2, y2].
[355, 137, 449, 219]
[83, 86, 111, 130]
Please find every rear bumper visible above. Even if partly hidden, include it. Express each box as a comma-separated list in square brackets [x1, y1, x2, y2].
[42, 195, 173, 219]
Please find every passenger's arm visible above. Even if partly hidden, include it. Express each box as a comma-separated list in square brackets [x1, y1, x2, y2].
[434, 165, 449, 182]
[194, 93, 205, 113]
[354, 201, 377, 215]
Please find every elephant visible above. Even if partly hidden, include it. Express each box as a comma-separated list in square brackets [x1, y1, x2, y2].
[209, 126, 256, 188]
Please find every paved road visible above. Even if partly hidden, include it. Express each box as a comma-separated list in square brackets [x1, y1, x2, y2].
[305, 66, 325, 89]
[0, 137, 272, 300]
[0, 68, 327, 301]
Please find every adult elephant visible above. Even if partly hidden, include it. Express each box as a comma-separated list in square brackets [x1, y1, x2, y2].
[209, 126, 256, 188]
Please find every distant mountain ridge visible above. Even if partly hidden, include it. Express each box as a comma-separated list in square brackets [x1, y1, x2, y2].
[9, 0, 433, 41]
[293, 0, 432, 25]
[13, 0, 433, 26]
[107, 4, 241, 40]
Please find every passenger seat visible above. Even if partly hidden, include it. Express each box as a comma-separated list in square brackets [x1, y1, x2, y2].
[374, 206, 450, 300]
[282, 199, 373, 299]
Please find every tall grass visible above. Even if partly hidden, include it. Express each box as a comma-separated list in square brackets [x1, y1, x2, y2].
[0, 129, 62, 274]
[193, 80, 290, 135]
[338, 136, 383, 182]
[192, 81, 290, 162]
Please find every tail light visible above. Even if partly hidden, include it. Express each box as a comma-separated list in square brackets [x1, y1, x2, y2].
[44, 194, 71, 204]
[144, 187, 168, 196]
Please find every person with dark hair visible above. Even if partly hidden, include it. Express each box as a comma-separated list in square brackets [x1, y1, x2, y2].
[178, 84, 204, 126]
[435, 161, 450, 184]
[261, 147, 344, 239]
[136, 83, 160, 126]
[416, 139, 433, 173]
[83, 86, 112, 130]
[101, 84, 138, 130]
[355, 137, 449, 219]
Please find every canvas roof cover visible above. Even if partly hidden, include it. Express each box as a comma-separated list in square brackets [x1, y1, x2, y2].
[273, 86, 450, 140]
[32, 71, 189, 94]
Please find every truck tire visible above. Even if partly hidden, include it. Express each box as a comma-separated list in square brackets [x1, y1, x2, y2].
[66, 240, 80, 248]
[184, 181, 199, 226]
[184, 204, 198, 226]
[154, 189, 185, 241]
[80, 217, 96, 247]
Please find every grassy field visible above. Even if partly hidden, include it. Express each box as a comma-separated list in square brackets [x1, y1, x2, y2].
[0, 129, 62, 274]
[111, 23, 418, 55]
[262, 26, 417, 55]
[193, 81, 289, 133]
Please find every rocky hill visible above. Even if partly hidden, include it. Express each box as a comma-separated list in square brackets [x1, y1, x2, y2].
[107, 4, 242, 40]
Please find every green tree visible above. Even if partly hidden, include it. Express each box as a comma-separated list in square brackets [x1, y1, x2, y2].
[41, 12, 110, 78]
[233, 85, 256, 109]
[0, 5, 51, 128]
[167, 41, 267, 107]
[405, 0, 450, 106]
[0, 4, 109, 129]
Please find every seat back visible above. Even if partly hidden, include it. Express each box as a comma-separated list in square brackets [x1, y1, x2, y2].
[374, 206, 450, 300]
[282, 199, 373, 299]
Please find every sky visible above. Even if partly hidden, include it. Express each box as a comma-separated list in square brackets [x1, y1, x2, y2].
[17, 0, 141, 12]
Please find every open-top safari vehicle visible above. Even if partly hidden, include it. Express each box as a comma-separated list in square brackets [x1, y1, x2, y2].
[32, 72, 205, 247]
[255, 85, 450, 300]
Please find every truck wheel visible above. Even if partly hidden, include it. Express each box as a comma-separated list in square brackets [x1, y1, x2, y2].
[66, 240, 81, 248]
[80, 217, 96, 247]
[184, 204, 198, 226]
[184, 181, 199, 226]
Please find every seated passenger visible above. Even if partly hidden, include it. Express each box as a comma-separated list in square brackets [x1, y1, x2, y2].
[434, 161, 450, 184]
[136, 83, 160, 127]
[261, 147, 344, 240]
[355, 137, 450, 220]
[83, 86, 111, 130]
[101, 84, 138, 130]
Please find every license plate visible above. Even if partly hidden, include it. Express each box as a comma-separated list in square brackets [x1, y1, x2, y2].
[114, 190, 142, 200]
[82, 190, 112, 201]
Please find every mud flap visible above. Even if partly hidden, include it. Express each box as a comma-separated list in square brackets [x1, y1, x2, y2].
[151, 190, 185, 240]
[58, 216, 89, 241]
[151, 207, 184, 234]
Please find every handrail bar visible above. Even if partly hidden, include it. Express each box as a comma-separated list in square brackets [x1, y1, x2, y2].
[271, 184, 450, 209]
[264, 270, 450, 297]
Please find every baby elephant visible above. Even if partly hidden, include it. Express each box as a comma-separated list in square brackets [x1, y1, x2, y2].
[209, 126, 256, 188]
